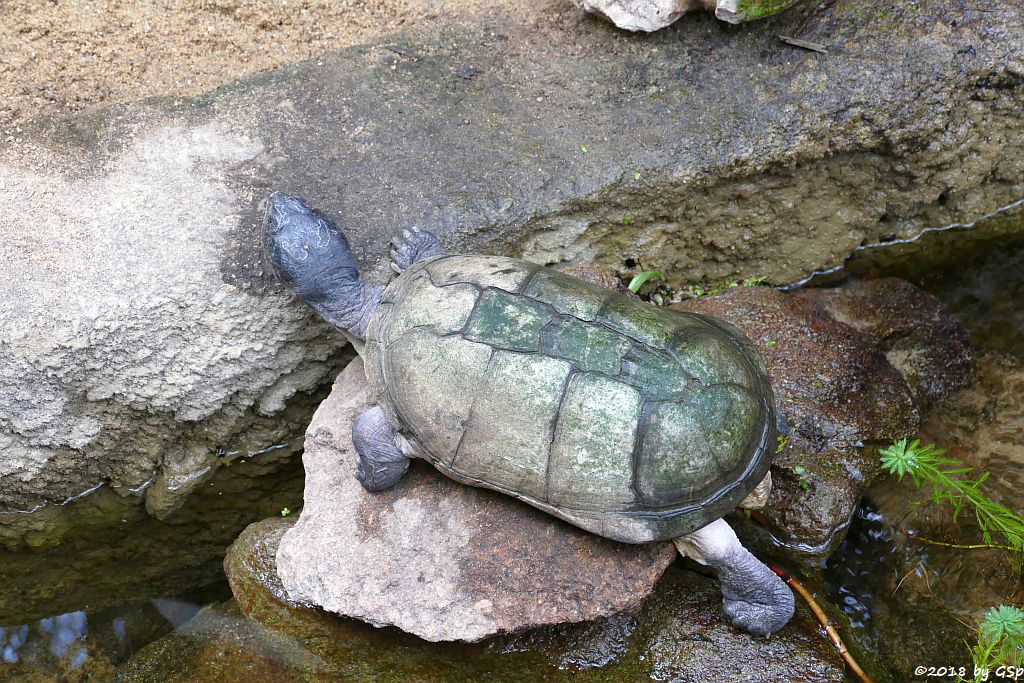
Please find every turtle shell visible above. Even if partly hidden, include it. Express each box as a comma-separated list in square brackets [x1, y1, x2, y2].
[363, 255, 776, 544]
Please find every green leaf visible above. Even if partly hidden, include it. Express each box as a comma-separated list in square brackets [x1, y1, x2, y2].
[628, 270, 665, 293]
[981, 605, 1024, 643]
[880, 438, 915, 479]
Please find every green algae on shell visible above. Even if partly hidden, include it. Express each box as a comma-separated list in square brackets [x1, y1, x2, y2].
[365, 255, 777, 544]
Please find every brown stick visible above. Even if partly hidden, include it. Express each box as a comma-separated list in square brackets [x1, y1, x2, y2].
[898, 528, 1018, 552]
[769, 564, 875, 683]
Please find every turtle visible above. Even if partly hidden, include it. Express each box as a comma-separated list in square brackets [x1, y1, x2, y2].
[263, 192, 795, 637]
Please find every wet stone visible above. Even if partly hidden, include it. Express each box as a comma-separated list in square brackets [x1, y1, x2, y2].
[548, 373, 640, 509]
[540, 315, 632, 374]
[464, 288, 553, 352]
[636, 566, 846, 683]
[676, 283, 970, 555]
[212, 516, 844, 682]
[522, 268, 610, 322]
[454, 351, 570, 500]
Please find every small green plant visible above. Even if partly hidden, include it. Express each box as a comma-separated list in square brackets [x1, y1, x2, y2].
[632, 170, 641, 180]
[793, 464, 810, 491]
[709, 279, 740, 295]
[628, 270, 665, 294]
[622, 214, 632, 225]
[775, 434, 789, 454]
[880, 438, 1024, 551]
[962, 605, 1024, 682]
[280, 507, 292, 517]
[580, 145, 588, 153]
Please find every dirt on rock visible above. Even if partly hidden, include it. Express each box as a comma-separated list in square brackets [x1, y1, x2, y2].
[0, 0, 570, 128]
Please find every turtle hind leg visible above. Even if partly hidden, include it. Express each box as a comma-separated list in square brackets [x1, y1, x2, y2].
[352, 406, 411, 492]
[263, 192, 383, 340]
[674, 518, 794, 637]
[390, 226, 446, 273]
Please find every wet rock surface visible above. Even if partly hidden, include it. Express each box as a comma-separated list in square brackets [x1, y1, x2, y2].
[809, 278, 974, 408]
[633, 566, 844, 683]
[212, 514, 846, 682]
[114, 599, 315, 683]
[679, 279, 971, 554]
[273, 359, 677, 642]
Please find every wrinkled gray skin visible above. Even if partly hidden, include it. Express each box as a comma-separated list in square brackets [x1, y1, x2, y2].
[263, 192, 794, 637]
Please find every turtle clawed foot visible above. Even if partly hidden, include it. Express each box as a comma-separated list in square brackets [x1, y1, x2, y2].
[354, 455, 409, 492]
[721, 575, 795, 637]
[352, 406, 411, 492]
[390, 226, 445, 273]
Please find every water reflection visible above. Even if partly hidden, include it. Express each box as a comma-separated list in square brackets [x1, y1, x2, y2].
[0, 611, 89, 670]
[0, 582, 230, 680]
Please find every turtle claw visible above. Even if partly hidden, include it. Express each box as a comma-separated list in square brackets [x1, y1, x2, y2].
[722, 588, 794, 638]
[674, 519, 795, 638]
[390, 226, 445, 273]
[389, 249, 405, 274]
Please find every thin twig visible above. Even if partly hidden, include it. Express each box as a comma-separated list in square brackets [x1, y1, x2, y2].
[769, 565, 875, 683]
[892, 563, 918, 598]
[778, 35, 828, 53]
[899, 528, 1018, 552]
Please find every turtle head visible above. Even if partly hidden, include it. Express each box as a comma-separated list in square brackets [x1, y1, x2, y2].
[262, 192, 361, 305]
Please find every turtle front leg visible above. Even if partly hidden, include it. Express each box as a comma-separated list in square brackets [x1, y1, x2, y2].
[352, 406, 412, 492]
[389, 226, 446, 273]
[673, 518, 794, 637]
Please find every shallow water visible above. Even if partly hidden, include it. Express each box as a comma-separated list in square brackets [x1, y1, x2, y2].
[0, 583, 232, 680]
[823, 230, 1024, 677]
[3, 212, 1024, 682]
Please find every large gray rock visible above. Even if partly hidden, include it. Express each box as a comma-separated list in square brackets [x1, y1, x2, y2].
[274, 359, 677, 642]
[0, 0, 1020, 591]
[0, 125, 349, 522]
